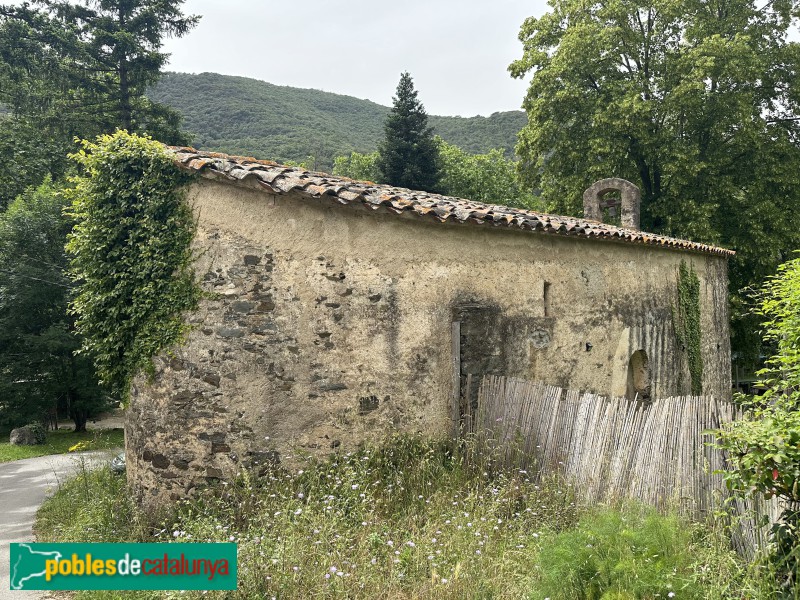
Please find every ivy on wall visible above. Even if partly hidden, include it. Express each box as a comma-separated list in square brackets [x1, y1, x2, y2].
[66, 131, 200, 401]
[674, 261, 703, 395]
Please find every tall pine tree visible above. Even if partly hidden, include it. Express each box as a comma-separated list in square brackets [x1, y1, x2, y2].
[0, 0, 199, 146]
[377, 72, 440, 192]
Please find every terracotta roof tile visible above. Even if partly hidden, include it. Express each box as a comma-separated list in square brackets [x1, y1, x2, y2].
[170, 147, 734, 258]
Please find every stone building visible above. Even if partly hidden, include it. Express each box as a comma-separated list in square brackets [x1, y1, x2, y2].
[126, 148, 733, 506]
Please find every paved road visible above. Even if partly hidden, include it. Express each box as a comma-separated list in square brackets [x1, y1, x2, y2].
[0, 451, 117, 599]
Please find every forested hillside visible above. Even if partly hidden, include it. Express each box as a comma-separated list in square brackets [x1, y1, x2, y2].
[150, 72, 526, 171]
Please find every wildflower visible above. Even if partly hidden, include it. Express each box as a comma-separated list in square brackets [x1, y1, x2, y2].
[668, 594, 675, 598]
[294, 508, 302, 515]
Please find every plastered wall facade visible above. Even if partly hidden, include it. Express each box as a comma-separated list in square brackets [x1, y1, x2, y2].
[126, 179, 731, 506]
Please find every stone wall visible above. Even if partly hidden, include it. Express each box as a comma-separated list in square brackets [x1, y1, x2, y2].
[126, 179, 731, 507]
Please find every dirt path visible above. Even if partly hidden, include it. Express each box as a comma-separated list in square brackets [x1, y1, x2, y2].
[0, 450, 120, 598]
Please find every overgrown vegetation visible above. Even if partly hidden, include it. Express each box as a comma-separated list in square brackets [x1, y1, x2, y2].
[37, 435, 774, 599]
[674, 261, 703, 394]
[67, 131, 200, 401]
[717, 255, 800, 593]
[532, 506, 762, 599]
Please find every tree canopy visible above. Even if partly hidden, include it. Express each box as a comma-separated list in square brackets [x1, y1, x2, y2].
[377, 72, 441, 192]
[436, 138, 538, 208]
[510, 0, 800, 362]
[0, 180, 109, 430]
[0, 0, 198, 146]
[334, 139, 538, 209]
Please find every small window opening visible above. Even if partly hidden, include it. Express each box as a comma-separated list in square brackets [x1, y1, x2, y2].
[543, 281, 552, 317]
[626, 349, 650, 400]
[599, 191, 623, 227]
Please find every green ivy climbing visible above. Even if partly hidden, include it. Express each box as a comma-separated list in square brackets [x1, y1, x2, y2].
[66, 131, 200, 402]
[675, 261, 703, 395]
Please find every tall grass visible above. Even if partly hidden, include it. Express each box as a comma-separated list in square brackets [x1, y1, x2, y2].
[36, 435, 775, 599]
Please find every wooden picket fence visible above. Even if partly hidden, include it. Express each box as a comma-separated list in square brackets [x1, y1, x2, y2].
[461, 374, 780, 555]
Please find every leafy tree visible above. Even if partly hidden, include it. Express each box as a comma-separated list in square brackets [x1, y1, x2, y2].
[509, 0, 800, 363]
[436, 138, 538, 209]
[0, 115, 72, 210]
[376, 72, 440, 192]
[334, 141, 540, 209]
[0, 179, 109, 431]
[717, 255, 800, 589]
[67, 131, 200, 401]
[333, 150, 381, 182]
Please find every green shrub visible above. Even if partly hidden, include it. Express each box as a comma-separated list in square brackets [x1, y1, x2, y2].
[66, 131, 200, 402]
[532, 505, 747, 600]
[716, 255, 800, 592]
[24, 422, 47, 444]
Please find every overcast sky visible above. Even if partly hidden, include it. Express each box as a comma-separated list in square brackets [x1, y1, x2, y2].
[160, 0, 550, 117]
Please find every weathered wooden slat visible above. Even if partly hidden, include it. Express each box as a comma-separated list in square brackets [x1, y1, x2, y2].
[470, 375, 778, 556]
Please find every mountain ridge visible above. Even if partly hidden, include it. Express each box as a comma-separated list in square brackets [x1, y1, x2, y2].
[150, 72, 527, 171]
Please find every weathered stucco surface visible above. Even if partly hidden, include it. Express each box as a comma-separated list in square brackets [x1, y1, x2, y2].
[127, 179, 731, 506]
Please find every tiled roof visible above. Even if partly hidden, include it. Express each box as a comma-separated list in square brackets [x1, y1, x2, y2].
[170, 147, 734, 258]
